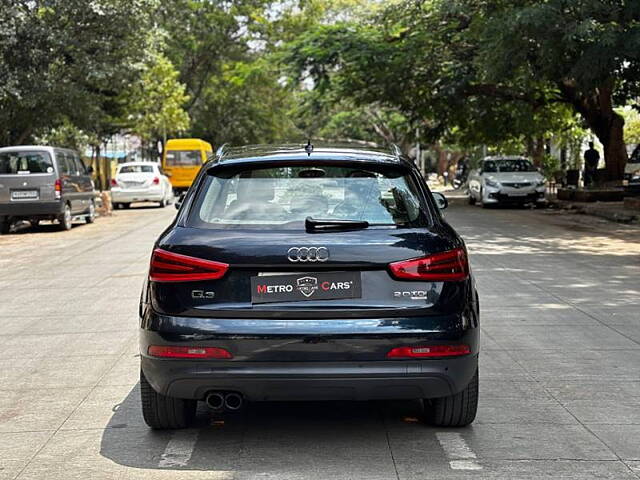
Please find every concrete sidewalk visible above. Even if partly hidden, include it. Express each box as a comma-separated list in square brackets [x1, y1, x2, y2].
[548, 197, 640, 225]
[441, 187, 640, 225]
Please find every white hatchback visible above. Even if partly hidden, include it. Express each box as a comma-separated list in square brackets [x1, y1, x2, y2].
[467, 156, 546, 207]
[111, 162, 173, 209]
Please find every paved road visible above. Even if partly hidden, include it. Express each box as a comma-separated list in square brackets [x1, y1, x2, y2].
[0, 201, 639, 480]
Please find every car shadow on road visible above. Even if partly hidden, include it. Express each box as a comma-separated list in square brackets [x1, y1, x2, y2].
[99, 384, 426, 472]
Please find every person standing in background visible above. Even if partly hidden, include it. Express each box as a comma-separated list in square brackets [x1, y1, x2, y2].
[583, 142, 600, 187]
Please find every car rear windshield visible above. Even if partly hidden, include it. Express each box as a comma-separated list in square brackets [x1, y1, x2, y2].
[0, 151, 53, 175]
[188, 164, 429, 229]
[119, 165, 154, 173]
[165, 150, 201, 166]
[483, 159, 535, 173]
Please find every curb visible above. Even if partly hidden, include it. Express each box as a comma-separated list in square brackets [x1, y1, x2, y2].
[548, 199, 640, 224]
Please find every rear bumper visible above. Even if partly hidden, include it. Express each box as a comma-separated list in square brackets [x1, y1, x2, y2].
[141, 354, 478, 401]
[0, 201, 63, 218]
[139, 311, 480, 401]
[111, 189, 164, 203]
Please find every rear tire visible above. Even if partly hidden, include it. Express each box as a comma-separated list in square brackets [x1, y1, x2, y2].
[58, 204, 72, 231]
[423, 368, 478, 427]
[0, 218, 10, 234]
[140, 370, 196, 430]
[159, 198, 167, 208]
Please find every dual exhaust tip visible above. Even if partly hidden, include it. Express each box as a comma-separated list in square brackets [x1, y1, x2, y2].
[205, 391, 243, 411]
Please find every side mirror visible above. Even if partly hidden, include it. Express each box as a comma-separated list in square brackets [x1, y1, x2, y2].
[432, 192, 448, 210]
[175, 193, 185, 210]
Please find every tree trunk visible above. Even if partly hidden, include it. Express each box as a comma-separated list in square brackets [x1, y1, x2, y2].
[532, 137, 545, 167]
[559, 79, 627, 181]
[596, 111, 627, 181]
[16, 127, 33, 145]
[95, 145, 103, 191]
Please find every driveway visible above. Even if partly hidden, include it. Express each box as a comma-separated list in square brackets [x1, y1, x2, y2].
[0, 201, 638, 479]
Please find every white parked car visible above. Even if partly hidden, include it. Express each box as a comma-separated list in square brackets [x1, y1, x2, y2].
[623, 146, 640, 195]
[467, 156, 546, 207]
[111, 162, 173, 209]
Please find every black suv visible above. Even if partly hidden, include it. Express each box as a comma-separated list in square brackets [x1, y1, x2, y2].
[139, 144, 479, 429]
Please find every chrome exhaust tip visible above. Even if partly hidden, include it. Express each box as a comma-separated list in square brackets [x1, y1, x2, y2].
[224, 392, 243, 411]
[205, 392, 225, 411]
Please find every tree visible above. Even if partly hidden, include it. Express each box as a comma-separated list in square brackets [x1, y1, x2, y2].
[0, 0, 156, 146]
[284, 0, 640, 179]
[473, 0, 640, 180]
[190, 59, 299, 146]
[158, 0, 271, 116]
[123, 54, 190, 149]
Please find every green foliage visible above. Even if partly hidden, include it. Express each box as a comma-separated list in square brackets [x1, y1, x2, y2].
[284, 0, 640, 177]
[123, 54, 190, 142]
[33, 119, 97, 153]
[541, 154, 561, 181]
[190, 59, 300, 146]
[4, 0, 637, 178]
[0, 0, 156, 145]
[620, 107, 640, 145]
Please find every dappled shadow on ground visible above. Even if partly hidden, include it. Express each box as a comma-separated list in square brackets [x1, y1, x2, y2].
[446, 203, 640, 307]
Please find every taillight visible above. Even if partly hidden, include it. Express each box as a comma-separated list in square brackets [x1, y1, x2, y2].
[148, 345, 232, 359]
[152, 177, 160, 185]
[54, 179, 61, 199]
[386, 344, 470, 358]
[149, 248, 228, 282]
[110, 178, 118, 187]
[388, 248, 469, 281]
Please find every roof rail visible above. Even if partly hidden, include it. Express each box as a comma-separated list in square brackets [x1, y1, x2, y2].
[215, 143, 228, 162]
[390, 143, 402, 160]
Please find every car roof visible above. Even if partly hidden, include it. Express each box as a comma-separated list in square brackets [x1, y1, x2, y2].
[0, 145, 65, 154]
[210, 143, 406, 169]
[118, 162, 157, 168]
[166, 138, 213, 151]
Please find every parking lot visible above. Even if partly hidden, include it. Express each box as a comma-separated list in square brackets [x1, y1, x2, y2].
[1, 201, 639, 480]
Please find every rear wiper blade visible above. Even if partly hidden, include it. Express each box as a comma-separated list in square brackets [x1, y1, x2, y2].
[305, 217, 370, 232]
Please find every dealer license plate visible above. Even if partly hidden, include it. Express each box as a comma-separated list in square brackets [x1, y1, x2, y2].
[251, 271, 362, 304]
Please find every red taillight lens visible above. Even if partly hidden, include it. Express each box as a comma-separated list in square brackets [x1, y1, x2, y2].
[110, 178, 118, 186]
[387, 344, 470, 358]
[148, 345, 232, 359]
[388, 248, 469, 281]
[149, 248, 228, 282]
[152, 176, 160, 185]
[54, 179, 61, 199]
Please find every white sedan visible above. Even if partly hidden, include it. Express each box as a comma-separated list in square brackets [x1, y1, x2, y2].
[110, 162, 173, 209]
[467, 156, 546, 207]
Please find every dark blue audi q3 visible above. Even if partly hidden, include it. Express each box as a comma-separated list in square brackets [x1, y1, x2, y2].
[139, 143, 479, 429]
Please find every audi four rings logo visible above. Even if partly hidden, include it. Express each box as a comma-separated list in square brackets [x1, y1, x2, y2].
[287, 247, 329, 262]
